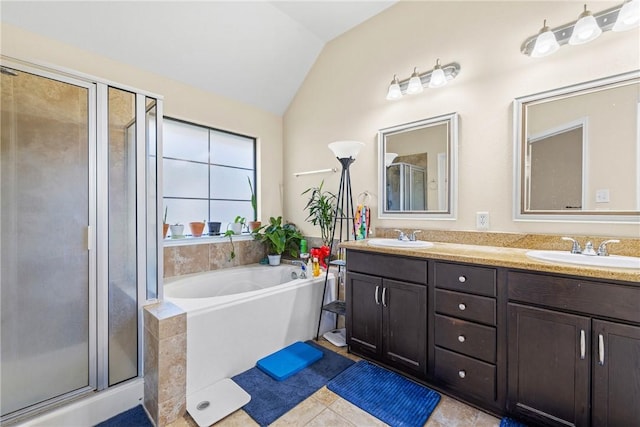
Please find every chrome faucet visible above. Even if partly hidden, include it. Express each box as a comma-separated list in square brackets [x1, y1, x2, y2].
[290, 260, 307, 278]
[597, 239, 620, 256]
[394, 229, 409, 241]
[583, 241, 597, 256]
[409, 230, 422, 241]
[562, 237, 582, 254]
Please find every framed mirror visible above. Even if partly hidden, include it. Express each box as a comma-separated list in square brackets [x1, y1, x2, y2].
[378, 113, 458, 219]
[513, 71, 640, 222]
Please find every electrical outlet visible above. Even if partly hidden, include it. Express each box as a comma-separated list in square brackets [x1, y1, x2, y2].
[476, 212, 490, 230]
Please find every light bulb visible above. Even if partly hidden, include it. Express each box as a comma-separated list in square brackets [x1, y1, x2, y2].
[406, 68, 424, 94]
[569, 5, 602, 45]
[386, 75, 402, 100]
[613, 0, 640, 31]
[428, 60, 447, 88]
[531, 20, 560, 57]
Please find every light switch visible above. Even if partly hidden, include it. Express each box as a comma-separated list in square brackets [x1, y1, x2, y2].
[596, 189, 610, 203]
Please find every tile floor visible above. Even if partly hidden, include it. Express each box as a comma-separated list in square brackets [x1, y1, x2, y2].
[168, 339, 501, 427]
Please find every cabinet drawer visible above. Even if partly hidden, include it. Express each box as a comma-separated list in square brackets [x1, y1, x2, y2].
[434, 347, 496, 401]
[508, 271, 640, 323]
[435, 289, 496, 326]
[435, 262, 496, 297]
[435, 315, 496, 363]
[347, 250, 428, 284]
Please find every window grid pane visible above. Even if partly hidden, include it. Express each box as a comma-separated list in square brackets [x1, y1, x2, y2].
[163, 118, 256, 233]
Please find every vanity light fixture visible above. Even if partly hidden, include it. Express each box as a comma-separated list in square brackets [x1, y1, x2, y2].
[531, 20, 560, 57]
[569, 4, 602, 45]
[521, 1, 639, 56]
[385, 61, 461, 100]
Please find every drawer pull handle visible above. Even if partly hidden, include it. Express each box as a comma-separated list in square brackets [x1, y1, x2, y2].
[458, 303, 466, 311]
[375, 286, 380, 305]
[598, 334, 605, 366]
[458, 275, 467, 283]
[458, 335, 466, 343]
[580, 329, 586, 360]
[458, 370, 466, 379]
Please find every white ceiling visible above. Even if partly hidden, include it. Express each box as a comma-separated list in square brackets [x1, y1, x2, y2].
[0, 1, 396, 115]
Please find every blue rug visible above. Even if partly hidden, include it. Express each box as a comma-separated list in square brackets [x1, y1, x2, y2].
[232, 340, 355, 426]
[327, 360, 441, 427]
[95, 405, 152, 427]
[500, 416, 528, 426]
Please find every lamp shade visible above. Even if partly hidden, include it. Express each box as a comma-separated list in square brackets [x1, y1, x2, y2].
[386, 77, 402, 100]
[531, 22, 560, 57]
[385, 152, 398, 167]
[406, 68, 424, 94]
[328, 141, 365, 159]
[612, 0, 639, 31]
[569, 7, 602, 45]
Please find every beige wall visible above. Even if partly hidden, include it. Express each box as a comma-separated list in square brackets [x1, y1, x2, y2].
[284, 1, 640, 238]
[1, 23, 284, 222]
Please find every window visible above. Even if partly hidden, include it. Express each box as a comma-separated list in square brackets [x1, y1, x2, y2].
[162, 118, 256, 234]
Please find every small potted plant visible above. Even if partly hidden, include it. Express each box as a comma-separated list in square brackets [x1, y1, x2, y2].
[163, 206, 169, 238]
[302, 180, 336, 248]
[169, 223, 184, 239]
[189, 220, 206, 237]
[227, 215, 245, 235]
[247, 176, 261, 232]
[253, 216, 302, 265]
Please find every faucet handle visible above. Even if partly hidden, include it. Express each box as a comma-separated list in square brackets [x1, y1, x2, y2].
[410, 230, 422, 241]
[597, 239, 620, 256]
[394, 229, 407, 241]
[562, 237, 582, 254]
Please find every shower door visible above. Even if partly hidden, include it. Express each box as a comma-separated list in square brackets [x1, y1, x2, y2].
[1, 67, 96, 416]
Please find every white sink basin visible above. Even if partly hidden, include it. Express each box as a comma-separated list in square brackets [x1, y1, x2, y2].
[367, 238, 434, 249]
[526, 250, 640, 269]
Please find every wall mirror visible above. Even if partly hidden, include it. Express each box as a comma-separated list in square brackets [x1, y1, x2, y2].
[378, 113, 458, 219]
[514, 71, 640, 222]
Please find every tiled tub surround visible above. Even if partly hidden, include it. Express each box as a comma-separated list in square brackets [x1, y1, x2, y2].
[144, 301, 187, 426]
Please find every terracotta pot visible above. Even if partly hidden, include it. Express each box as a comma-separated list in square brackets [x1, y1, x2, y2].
[163, 223, 169, 239]
[189, 222, 205, 237]
[248, 220, 261, 232]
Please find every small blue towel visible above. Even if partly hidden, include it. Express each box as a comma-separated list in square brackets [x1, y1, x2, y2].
[256, 341, 323, 381]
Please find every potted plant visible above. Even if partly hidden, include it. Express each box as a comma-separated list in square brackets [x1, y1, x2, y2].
[163, 206, 169, 238]
[227, 215, 245, 235]
[253, 216, 302, 266]
[189, 220, 205, 237]
[247, 176, 261, 232]
[302, 180, 336, 247]
[169, 223, 184, 239]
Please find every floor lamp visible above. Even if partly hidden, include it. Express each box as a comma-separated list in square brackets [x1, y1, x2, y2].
[316, 140, 364, 343]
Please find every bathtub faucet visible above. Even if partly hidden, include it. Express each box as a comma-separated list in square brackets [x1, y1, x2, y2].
[290, 260, 307, 279]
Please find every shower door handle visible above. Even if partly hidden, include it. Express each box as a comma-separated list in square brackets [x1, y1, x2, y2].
[87, 226, 92, 251]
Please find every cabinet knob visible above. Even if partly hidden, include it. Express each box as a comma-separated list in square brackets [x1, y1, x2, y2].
[458, 303, 466, 311]
[458, 370, 466, 379]
[458, 335, 466, 343]
[458, 275, 467, 283]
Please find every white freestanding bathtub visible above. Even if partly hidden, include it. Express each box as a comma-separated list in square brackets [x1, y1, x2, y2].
[164, 264, 336, 397]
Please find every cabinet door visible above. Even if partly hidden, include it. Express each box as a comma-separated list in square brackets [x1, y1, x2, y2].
[346, 272, 382, 358]
[592, 320, 640, 426]
[508, 304, 590, 427]
[382, 279, 427, 376]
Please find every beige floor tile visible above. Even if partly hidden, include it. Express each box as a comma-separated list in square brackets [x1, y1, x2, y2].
[427, 395, 479, 427]
[270, 397, 327, 427]
[305, 408, 355, 427]
[473, 410, 501, 427]
[328, 397, 388, 427]
[214, 409, 259, 427]
[310, 387, 340, 406]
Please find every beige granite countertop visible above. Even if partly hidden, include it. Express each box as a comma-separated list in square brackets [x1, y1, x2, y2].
[340, 240, 640, 284]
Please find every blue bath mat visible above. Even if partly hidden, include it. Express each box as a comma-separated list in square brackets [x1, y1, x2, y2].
[95, 405, 153, 427]
[327, 360, 441, 427]
[232, 340, 354, 426]
[500, 416, 528, 427]
[257, 340, 323, 381]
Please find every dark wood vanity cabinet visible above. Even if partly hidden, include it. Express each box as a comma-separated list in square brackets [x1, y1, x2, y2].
[507, 271, 640, 427]
[433, 262, 504, 410]
[346, 251, 428, 378]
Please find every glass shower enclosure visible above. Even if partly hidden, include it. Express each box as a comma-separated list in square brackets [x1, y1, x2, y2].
[0, 59, 162, 422]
